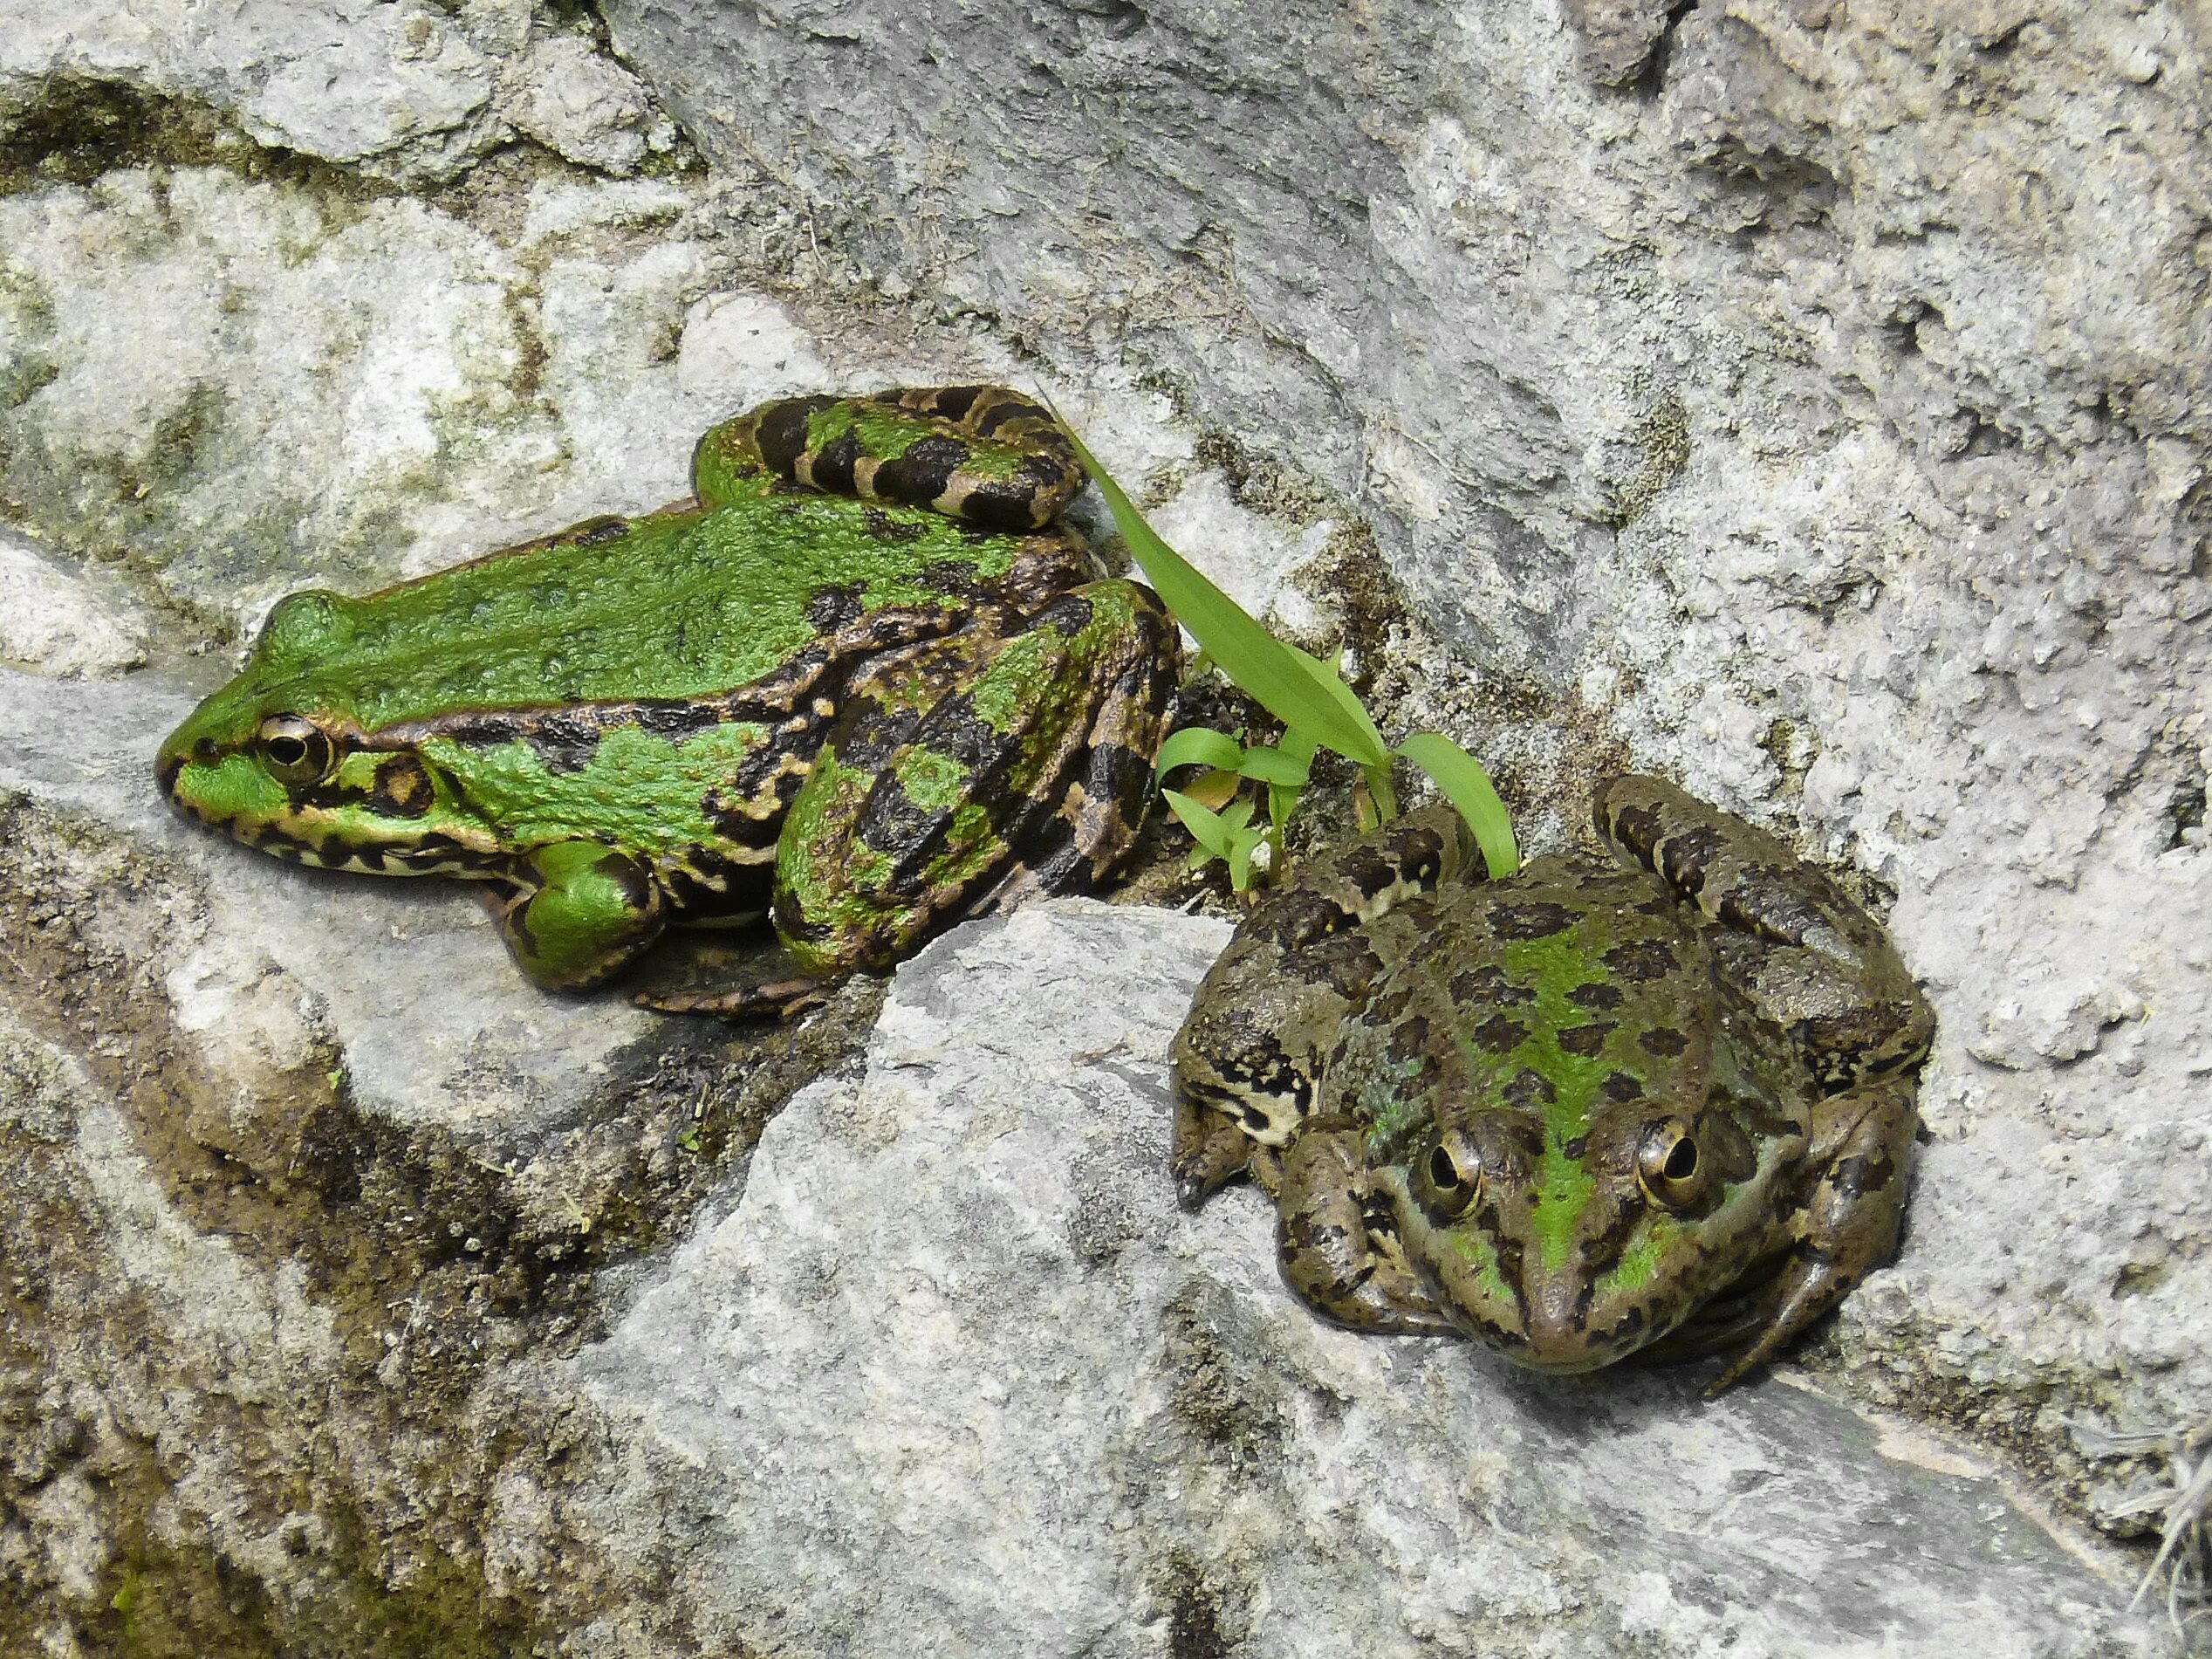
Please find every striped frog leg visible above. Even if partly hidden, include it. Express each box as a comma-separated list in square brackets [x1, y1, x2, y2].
[1592, 772, 1933, 1393]
[647, 579, 1180, 1018]
[1592, 772, 1934, 1082]
[691, 385, 1084, 531]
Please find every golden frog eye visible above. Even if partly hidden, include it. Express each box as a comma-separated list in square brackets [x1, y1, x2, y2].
[255, 715, 335, 785]
[1415, 1130, 1483, 1222]
[1638, 1116, 1704, 1210]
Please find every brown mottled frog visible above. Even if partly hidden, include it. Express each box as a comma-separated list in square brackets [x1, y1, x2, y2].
[1169, 775, 1933, 1392]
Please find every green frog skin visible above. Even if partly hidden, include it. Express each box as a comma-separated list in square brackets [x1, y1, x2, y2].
[1169, 775, 1934, 1392]
[158, 386, 1180, 1015]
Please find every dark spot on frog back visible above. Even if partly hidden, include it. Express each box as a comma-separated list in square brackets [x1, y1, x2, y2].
[807, 584, 865, 633]
[1503, 1068, 1557, 1110]
[1466, 1012, 1529, 1056]
[917, 558, 996, 602]
[861, 507, 929, 544]
[1556, 1022, 1614, 1058]
[1568, 981, 1625, 1011]
[1449, 963, 1536, 1007]
[1602, 938, 1681, 982]
[1639, 1026, 1690, 1058]
[1490, 900, 1577, 940]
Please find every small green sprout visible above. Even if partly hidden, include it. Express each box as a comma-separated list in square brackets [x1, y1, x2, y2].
[1051, 404, 1519, 893]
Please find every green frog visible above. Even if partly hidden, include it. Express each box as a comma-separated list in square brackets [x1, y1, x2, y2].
[157, 386, 1180, 1015]
[1169, 775, 1933, 1392]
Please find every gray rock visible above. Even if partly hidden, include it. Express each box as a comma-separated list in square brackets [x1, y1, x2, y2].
[0, 530, 146, 676]
[0, 0, 504, 180]
[1564, 0, 1678, 86]
[569, 900, 2164, 1656]
[593, 0, 2212, 1542]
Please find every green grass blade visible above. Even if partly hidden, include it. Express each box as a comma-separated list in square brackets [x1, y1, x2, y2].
[1161, 788, 1236, 859]
[1156, 726, 1245, 776]
[1397, 731, 1519, 878]
[1283, 643, 1388, 767]
[1226, 823, 1264, 891]
[1047, 405, 1384, 764]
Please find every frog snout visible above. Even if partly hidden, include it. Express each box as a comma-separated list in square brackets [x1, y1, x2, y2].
[1520, 1279, 1592, 1361]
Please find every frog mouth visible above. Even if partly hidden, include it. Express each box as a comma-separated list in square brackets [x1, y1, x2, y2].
[231, 821, 503, 879]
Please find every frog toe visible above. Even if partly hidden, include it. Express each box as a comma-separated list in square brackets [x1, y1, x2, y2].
[635, 973, 843, 1020]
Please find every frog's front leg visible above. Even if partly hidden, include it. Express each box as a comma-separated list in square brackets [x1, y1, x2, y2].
[488, 841, 665, 990]
[1276, 1119, 1460, 1335]
[692, 385, 1083, 531]
[1706, 1072, 1918, 1394]
[1593, 773, 1934, 1080]
[1168, 807, 1472, 1210]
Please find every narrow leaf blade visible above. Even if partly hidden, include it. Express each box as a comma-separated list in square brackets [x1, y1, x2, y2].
[1397, 731, 1519, 879]
[1156, 725, 1246, 776]
[1282, 643, 1388, 767]
[1046, 404, 1382, 761]
[1235, 744, 1311, 787]
[1161, 788, 1236, 860]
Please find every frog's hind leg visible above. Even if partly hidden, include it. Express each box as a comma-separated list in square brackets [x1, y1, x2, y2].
[767, 576, 1179, 985]
[1592, 773, 1934, 1081]
[692, 385, 1084, 531]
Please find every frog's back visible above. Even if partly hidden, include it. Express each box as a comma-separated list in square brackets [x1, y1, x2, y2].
[251, 488, 1093, 737]
[1339, 852, 1726, 1146]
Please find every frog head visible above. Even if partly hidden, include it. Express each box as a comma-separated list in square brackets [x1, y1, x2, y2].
[1378, 891, 1813, 1372]
[156, 591, 503, 875]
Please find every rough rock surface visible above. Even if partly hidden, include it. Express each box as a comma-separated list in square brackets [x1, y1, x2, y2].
[592, 0, 2212, 1542]
[0, 0, 2208, 1651]
[569, 901, 2154, 1657]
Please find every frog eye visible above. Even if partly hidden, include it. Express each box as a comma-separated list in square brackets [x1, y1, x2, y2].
[1414, 1130, 1483, 1222]
[255, 716, 336, 785]
[1638, 1117, 1704, 1210]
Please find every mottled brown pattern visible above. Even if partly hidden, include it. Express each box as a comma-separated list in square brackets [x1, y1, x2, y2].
[1170, 771, 1934, 1393]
